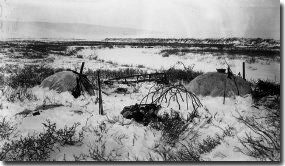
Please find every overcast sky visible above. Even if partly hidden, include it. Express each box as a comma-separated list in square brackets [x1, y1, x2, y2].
[1, 0, 280, 39]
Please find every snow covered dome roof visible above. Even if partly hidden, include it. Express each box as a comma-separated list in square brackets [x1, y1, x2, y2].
[40, 70, 95, 98]
[186, 72, 252, 97]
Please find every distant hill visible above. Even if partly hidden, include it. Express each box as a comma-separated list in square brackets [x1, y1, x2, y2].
[104, 38, 280, 49]
[0, 21, 157, 40]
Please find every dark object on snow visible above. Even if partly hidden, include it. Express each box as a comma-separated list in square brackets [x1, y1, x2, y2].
[252, 80, 280, 102]
[40, 70, 95, 98]
[114, 87, 129, 94]
[121, 104, 162, 126]
[16, 104, 64, 117]
[216, 68, 226, 73]
[227, 66, 233, 79]
[32, 111, 40, 116]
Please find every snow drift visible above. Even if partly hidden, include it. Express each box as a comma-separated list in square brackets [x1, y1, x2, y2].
[186, 72, 252, 97]
[40, 70, 95, 98]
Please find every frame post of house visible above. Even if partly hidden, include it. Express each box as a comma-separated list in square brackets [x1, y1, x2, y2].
[243, 62, 245, 80]
[80, 62, 85, 74]
[97, 70, 103, 115]
[223, 80, 226, 104]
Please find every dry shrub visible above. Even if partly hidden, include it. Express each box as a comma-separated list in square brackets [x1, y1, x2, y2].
[198, 135, 221, 154]
[3, 86, 38, 102]
[150, 111, 190, 145]
[0, 117, 17, 140]
[87, 141, 122, 161]
[233, 79, 280, 161]
[160, 48, 192, 57]
[0, 73, 4, 86]
[6, 65, 65, 88]
[77, 121, 123, 161]
[252, 79, 280, 102]
[235, 107, 280, 161]
[0, 120, 83, 161]
[165, 67, 202, 83]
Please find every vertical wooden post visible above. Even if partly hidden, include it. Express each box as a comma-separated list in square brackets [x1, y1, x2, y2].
[74, 62, 85, 98]
[242, 62, 245, 80]
[80, 62, 85, 75]
[223, 80, 226, 104]
[97, 70, 103, 115]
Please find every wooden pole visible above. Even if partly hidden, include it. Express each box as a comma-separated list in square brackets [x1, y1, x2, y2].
[97, 70, 103, 115]
[242, 62, 245, 80]
[74, 62, 85, 98]
[80, 62, 85, 75]
[223, 80, 226, 104]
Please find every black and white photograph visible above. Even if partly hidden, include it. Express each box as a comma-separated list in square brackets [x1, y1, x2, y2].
[0, 0, 281, 162]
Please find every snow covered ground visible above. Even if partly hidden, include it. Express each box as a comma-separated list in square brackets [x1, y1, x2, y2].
[0, 45, 280, 161]
[93, 46, 280, 82]
[0, 82, 263, 161]
[0, 45, 280, 82]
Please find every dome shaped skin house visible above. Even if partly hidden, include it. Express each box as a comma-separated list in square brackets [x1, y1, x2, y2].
[40, 71, 94, 97]
[186, 72, 252, 97]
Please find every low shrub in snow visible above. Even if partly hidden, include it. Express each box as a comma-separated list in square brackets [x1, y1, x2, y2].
[0, 117, 17, 140]
[6, 65, 65, 88]
[150, 110, 190, 146]
[0, 73, 4, 86]
[76, 55, 83, 59]
[87, 142, 122, 161]
[137, 65, 145, 68]
[65, 47, 84, 56]
[235, 106, 280, 161]
[198, 135, 221, 154]
[164, 66, 203, 83]
[152, 137, 200, 161]
[159, 48, 192, 57]
[0, 120, 83, 161]
[252, 79, 280, 102]
[75, 121, 123, 161]
[3, 86, 38, 102]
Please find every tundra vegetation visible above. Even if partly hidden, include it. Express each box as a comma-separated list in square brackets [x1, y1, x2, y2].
[0, 39, 280, 161]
